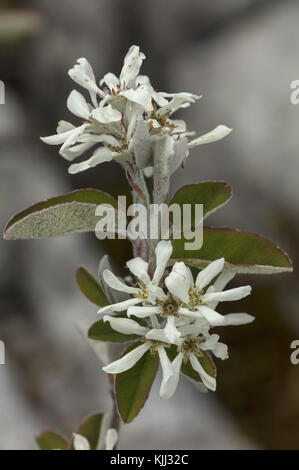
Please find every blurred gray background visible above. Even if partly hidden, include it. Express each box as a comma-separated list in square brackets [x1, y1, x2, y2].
[0, 0, 299, 449]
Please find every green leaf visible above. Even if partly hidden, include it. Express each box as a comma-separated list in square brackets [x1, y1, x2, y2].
[172, 227, 293, 274]
[4, 188, 117, 240]
[76, 267, 109, 307]
[76, 413, 103, 450]
[167, 346, 216, 383]
[169, 181, 232, 222]
[88, 316, 142, 343]
[115, 342, 159, 423]
[36, 430, 69, 450]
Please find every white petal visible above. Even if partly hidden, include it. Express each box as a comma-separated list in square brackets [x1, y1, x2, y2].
[147, 283, 167, 302]
[60, 141, 96, 162]
[126, 257, 150, 284]
[127, 305, 161, 318]
[98, 298, 142, 315]
[60, 124, 88, 151]
[92, 105, 122, 123]
[201, 285, 251, 303]
[120, 86, 153, 112]
[223, 313, 255, 326]
[157, 346, 173, 384]
[188, 125, 232, 149]
[68, 147, 113, 174]
[40, 126, 81, 146]
[160, 352, 183, 399]
[145, 328, 171, 343]
[152, 240, 173, 285]
[56, 120, 75, 133]
[67, 90, 90, 119]
[100, 73, 119, 91]
[68, 57, 103, 106]
[165, 262, 191, 303]
[195, 305, 226, 326]
[103, 270, 139, 294]
[73, 433, 90, 450]
[213, 342, 229, 360]
[189, 354, 216, 391]
[195, 258, 224, 290]
[200, 334, 220, 350]
[103, 315, 147, 336]
[119, 45, 145, 88]
[105, 428, 118, 450]
[208, 271, 236, 309]
[102, 342, 151, 374]
[164, 316, 181, 343]
[158, 93, 200, 115]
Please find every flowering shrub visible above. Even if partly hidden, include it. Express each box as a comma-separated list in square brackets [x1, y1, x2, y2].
[4, 45, 292, 450]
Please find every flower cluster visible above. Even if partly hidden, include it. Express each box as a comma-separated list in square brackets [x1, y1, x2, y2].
[98, 241, 253, 399]
[41, 45, 232, 175]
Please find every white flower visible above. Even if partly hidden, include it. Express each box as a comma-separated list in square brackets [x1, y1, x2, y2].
[41, 45, 232, 175]
[97, 240, 172, 315]
[146, 326, 228, 398]
[101, 315, 174, 399]
[164, 259, 253, 327]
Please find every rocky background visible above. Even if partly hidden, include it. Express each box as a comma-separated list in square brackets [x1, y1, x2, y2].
[0, 0, 298, 449]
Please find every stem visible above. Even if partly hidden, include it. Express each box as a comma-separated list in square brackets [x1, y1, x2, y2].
[108, 374, 121, 450]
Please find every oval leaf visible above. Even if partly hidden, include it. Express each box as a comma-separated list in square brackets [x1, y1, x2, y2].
[76, 267, 109, 307]
[172, 227, 293, 274]
[88, 317, 142, 343]
[36, 430, 69, 450]
[115, 342, 159, 423]
[169, 181, 232, 222]
[4, 188, 117, 239]
[76, 413, 103, 450]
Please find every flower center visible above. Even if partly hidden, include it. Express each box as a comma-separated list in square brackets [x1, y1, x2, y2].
[179, 335, 204, 358]
[159, 294, 181, 317]
[188, 287, 203, 307]
[136, 283, 149, 301]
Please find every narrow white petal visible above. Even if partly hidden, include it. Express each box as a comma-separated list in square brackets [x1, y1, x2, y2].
[157, 346, 173, 383]
[73, 433, 90, 450]
[102, 343, 151, 374]
[127, 305, 161, 318]
[67, 90, 90, 119]
[119, 45, 145, 88]
[126, 257, 150, 284]
[68, 57, 103, 105]
[97, 298, 142, 315]
[41, 126, 79, 145]
[145, 328, 171, 344]
[195, 258, 224, 290]
[103, 270, 139, 294]
[92, 105, 122, 124]
[68, 147, 113, 174]
[60, 141, 95, 162]
[189, 354, 216, 391]
[188, 125, 232, 149]
[160, 352, 183, 399]
[208, 271, 236, 309]
[201, 285, 251, 303]
[195, 305, 226, 326]
[223, 313, 255, 326]
[165, 262, 191, 303]
[164, 316, 181, 343]
[152, 240, 173, 285]
[103, 315, 147, 336]
[105, 428, 118, 450]
[60, 124, 87, 151]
